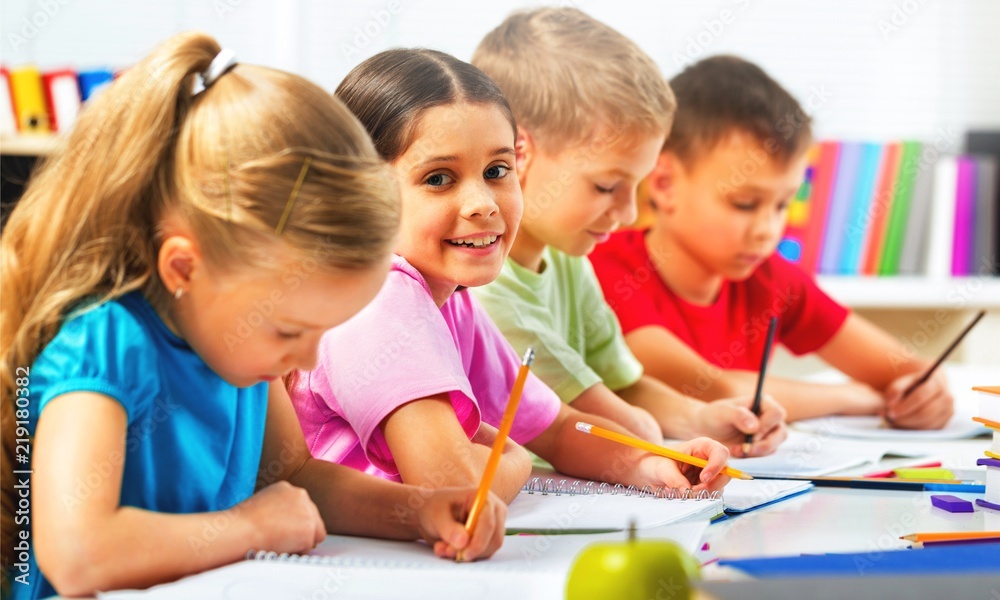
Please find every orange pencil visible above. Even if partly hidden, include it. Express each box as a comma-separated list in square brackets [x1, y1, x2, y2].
[458, 347, 534, 562]
[575, 421, 754, 481]
[901, 531, 1000, 543]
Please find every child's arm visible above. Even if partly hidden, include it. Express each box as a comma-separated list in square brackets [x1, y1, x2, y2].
[263, 384, 508, 560]
[617, 376, 788, 457]
[626, 325, 885, 421]
[33, 392, 326, 596]
[815, 313, 954, 429]
[378, 395, 533, 503]
[524, 403, 731, 492]
[571, 383, 663, 443]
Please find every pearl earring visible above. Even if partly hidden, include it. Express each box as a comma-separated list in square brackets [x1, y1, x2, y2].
[174, 287, 184, 300]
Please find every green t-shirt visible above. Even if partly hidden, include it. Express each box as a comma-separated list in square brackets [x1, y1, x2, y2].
[472, 247, 643, 404]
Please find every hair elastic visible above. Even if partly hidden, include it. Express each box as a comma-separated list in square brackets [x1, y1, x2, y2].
[193, 48, 237, 95]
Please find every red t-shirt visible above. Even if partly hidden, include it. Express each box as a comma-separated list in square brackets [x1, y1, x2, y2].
[589, 229, 850, 370]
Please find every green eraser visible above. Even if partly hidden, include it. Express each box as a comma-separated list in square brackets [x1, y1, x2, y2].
[893, 467, 955, 480]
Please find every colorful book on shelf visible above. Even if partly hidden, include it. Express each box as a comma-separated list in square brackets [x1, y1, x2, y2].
[819, 141, 861, 274]
[799, 140, 840, 273]
[898, 154, 936, 275]
[926, 156, 958, 278]
[776, 145, 818, 264]
[966, 131, 1000, 275]
[0, 67, 16, 137]
[973, 156, 997, 276]
[8, 65, 50, 134]
[878, 141, 922, 275]
[839, 142, 883, 274]
[41, 69, 81, 133]
[861, 141, 902, 275]
[78, 68, 114, 102]
[952, 157, 977, 275]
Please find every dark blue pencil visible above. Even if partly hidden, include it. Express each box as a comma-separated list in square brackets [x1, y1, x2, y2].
[743, 316, 778, 455]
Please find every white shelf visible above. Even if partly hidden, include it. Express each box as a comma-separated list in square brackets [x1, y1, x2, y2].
[0, 135, 59, 156]
[816, 276, 1000, 310]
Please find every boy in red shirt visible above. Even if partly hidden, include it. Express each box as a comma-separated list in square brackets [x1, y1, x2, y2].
[591, 55, 953, 428]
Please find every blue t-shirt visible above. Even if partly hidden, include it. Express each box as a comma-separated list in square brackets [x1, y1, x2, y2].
[10, 292, 268, 600]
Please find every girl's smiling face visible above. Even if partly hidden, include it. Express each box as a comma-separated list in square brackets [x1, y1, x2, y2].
[392, 101, 522, 306]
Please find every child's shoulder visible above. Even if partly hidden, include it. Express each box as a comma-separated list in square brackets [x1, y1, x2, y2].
[389, 254, 433, 293]
[63, 292, 156, 341]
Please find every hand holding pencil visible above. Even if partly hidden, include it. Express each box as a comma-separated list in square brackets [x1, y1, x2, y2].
[576, 422, 749, 493]
[882, 310, 983, 429]
[457, 347, 534, 562]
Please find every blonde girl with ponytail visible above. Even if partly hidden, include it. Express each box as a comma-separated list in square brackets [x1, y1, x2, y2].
[1, 32, 505, 599]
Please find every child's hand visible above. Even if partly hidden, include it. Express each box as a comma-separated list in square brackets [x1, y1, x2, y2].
[694, 395, 788, 457]
[628, 405, 664, 444]
[416, 487, 507, 561]
[883, 369, 954, 429]
[241, 481, 326, 554]
[640, 437, 731, 493]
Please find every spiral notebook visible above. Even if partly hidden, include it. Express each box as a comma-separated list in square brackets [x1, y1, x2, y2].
[515, 475, 813, 523]
[99, 521, 711, 600]
[506, 477, 724, 532]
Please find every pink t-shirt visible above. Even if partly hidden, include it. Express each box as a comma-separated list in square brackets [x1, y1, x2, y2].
[291, 255, 561, 481]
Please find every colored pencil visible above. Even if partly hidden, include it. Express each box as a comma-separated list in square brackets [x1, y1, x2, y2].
[753, 475, 985, 493]
[901, 531, 1000, 543]
[744, 316, 778, 456]
[575, 421, 754, 481]
[862, 461, 942, 478]
[459, 347, 534, 562]
[902, 310, 985, 398]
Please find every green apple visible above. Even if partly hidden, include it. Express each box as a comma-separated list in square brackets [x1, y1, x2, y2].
[565, 524, 701, 600]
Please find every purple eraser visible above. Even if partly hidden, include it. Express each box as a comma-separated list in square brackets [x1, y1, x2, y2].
[930, 494, 975, 513]
[976, 498, 1000, 512]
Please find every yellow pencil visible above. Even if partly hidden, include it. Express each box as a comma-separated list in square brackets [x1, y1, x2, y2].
[575, 421, 754, 481]
[458, 347, 535, 562]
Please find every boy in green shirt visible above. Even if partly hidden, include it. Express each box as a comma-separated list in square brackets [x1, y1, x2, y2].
[471, 7, 786, 456]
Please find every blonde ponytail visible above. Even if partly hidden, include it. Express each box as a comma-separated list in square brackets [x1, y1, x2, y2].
[1, 31, 398, 580]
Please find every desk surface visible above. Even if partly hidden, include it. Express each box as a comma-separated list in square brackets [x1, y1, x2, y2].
[51, 435, 999, 599]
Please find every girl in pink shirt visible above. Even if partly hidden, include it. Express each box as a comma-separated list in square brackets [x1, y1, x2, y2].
[289, 49, 731, 504]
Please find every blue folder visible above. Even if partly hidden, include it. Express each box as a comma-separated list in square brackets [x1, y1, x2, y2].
[719, 542, 1000, 577]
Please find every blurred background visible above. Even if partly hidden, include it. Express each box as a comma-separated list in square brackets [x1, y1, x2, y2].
[1, 0, 998, 371]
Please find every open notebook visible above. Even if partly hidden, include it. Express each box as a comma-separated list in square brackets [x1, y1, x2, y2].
[726, 429, 880, 477]
[793, 364, 993, 441]
[513, 475, 812, 523]
[507, 478, 723, 531]
[98, 521, 710, 600]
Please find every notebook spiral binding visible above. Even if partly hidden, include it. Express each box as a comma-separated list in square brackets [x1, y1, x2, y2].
[245, 549, 429, 568]
[521, 477, 722, 500]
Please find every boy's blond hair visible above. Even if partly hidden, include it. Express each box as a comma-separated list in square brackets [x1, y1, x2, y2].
[472, 7, 675, 150]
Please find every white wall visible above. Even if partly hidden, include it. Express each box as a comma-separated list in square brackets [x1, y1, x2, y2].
[2, 0, 998, 145]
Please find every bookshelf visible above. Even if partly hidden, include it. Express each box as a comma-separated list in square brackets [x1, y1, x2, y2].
[0, 135, 59, 156]
[817, 276, 1000, 310]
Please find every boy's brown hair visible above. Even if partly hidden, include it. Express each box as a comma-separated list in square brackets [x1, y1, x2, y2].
[472, 7, 675, 151]
[665, 55, 812, 168]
